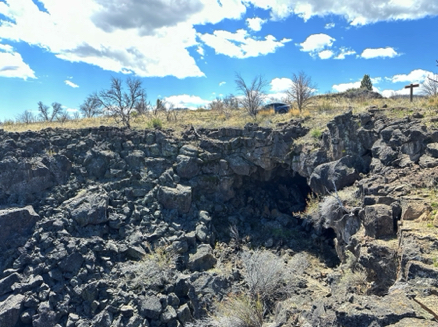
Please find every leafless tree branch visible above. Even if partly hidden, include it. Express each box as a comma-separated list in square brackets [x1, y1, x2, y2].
[287, 71, 316, 112]
[96, 77, 146, 128]
[16, 110, 35, 124]
[235, 73, 267, 117]
[80, 93, 102, 118]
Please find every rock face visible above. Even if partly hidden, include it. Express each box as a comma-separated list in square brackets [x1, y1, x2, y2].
[0, 206, 39, 271]
[0, 108, 438, 326]
[63, 186, 109, 226]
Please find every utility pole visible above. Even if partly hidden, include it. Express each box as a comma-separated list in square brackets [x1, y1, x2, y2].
[404, 83, 419, 102]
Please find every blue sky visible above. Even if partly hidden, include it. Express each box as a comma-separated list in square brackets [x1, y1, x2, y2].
[0, 0, 437, 121]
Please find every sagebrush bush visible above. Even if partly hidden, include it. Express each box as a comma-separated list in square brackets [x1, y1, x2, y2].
[241, 250, 291, 303]
[186, 293, 264, 327]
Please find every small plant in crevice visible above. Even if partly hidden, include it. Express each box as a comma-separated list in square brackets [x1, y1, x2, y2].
[303, 193, 319, 216]
[336, 252, 369, 296]
[310, 128, 322, 140]
[229, 224, 241, 250]
[119, 242, 177, 292]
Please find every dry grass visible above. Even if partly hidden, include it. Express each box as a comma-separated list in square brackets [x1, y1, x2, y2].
[2, 95, 438, 134]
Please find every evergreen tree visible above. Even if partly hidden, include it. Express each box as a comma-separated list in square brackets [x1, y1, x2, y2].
[360, 74, 373, 91]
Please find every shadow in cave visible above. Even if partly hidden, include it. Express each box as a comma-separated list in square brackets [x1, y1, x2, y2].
[212, 166, 341, 268]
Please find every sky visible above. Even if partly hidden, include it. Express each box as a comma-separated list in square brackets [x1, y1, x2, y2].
[0, 0, 437, 121]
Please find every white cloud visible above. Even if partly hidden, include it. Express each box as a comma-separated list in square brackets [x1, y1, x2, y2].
[66, 107, 79, 113]
[247, 0, 438, 25]
[0, 0, 250, 79]
[318, 49, 334, 59]
[334, 47, 356, 59]
[371, 77, 382, 84]
[324, 22, 335, 29]
[387, 69, 433, 83]
[0, 43, 36, 80]
[266, 92, 288, 103]
[64, 80, 79, 88]
[246, 17, 266, 31]
[299, 33, 335, 54]
[163, 94, 210, 109]
[270, 77, 292, 92]
[332, 81, 361, 93]
[196, 46, 204, 57]
[360, 47, 399, 59]
[0, 43, 13, 53]
[332, 79, 381, 93]
[219, 81, 226, 86]
[381, 88, 411, 98]
[199, 29, 291, 59]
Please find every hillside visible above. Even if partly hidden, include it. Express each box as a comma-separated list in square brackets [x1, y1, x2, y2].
[0, 103, 438, 327]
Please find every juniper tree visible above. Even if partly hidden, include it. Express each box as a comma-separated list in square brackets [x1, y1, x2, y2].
[360, 74, 373, 91]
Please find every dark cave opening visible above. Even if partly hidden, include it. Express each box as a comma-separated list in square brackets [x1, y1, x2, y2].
[210, 166, 340, 267]
[234, 166, 313, 215]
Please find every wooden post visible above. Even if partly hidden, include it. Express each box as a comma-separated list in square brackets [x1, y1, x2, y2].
[404, 83, 419, 102]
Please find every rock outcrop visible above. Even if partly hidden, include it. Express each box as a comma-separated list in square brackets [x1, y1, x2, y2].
[0, 108, 437, 326]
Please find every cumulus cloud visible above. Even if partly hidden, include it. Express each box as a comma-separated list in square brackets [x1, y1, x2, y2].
[163, 94, 210, 109]
[246, 17, 266, 31]
[360, 47, 399, 59]
[332, 81, 361, 92]
[325, 22, 335, 29]
[91, 0, 203, 35]
[219, 81, 226, 86]
[387, 69, 433, 83]
[199, 29, 291, 59]
[65, 80, 79, 88]
[0, 0, 249, 79]
[334, 47, 356, 59]
[270, 77, 292, 92]
[381, 88, 411, 98]
[247, 0, 438, 25]
[298, 33, 335, 55]
[318, 49, 334, 59]
[0, 42, 36, 80]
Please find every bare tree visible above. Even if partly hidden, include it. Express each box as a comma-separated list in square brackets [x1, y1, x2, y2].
[51, 102, 63, 121]
[96, 77, 146, 128]
[135, 93, 148, 115]
[235, 73, 268, 117]
[38, 101, 63, 122]
[37, 101, 50, 121]
[165, 101, 178, 122]
[80, 93, 102, 118]
[16, 110, 35, 124]
[150, 99, 166, 116]
[57, 111, 70, 124]
[208, 97, 226, 112]
[423, 75, 438, 96]
[223, 94, 239, 110]
[72, 111, 81, 120]
[287, 71, 316, 112]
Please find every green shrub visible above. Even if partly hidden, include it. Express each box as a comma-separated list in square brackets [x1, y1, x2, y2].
[148, 117, 163, 129]
[310, 128, 322, 140]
